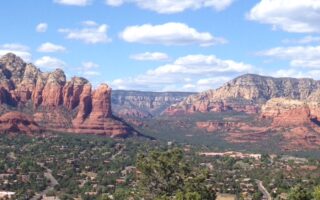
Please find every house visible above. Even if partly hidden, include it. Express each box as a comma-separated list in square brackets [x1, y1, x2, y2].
[0, 191, 15, 199]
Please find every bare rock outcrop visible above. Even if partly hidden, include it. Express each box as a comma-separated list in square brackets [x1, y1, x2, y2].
[261, 98, 320, 127]
[165, 74, 320, 115]
[0, 112, 41, 134]
[0, 53, 134, 137]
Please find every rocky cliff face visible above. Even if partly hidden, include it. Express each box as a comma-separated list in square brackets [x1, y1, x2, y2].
[261, 98, 319, 127]
[112, 90, 195, 118]
[0, 112, 42, 134]
[164, 74, 320, 150]
[165, 74, 320, 115]
[0, 53, 134, 137]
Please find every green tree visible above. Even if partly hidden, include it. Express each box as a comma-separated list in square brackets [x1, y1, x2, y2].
[113, 188, 132, 199]
[313, 186, 320, 200]
[97, 194, 111, 200]
[252, 191, 263, 200]
[288, 185, 312, 200]
[136, 148, 215, 200]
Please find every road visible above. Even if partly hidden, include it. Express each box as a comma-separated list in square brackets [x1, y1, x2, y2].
[111, 144, 124, 160]
[31, 163, 59, 200]
[256, 180, 272, 200]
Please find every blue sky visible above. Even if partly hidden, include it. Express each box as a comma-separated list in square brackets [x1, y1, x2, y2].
[1, 0, 320, 91]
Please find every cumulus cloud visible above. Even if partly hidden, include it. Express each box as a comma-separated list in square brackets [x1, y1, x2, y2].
[54, 0, 92, 6]
[272, 68, 320, 81]
[35, 56, 66, 69]
[36, 23, 48, 33]
[106, 0, 234, 14]
[83, 71, 101, 76]
[37, 42, 66, 53]
[59, 21, 111, 44]
[248, 0, 320, 33]
[0, 43, 32, 62]
[76, 61, 101, 77]
[258, 45, 320, 68]
[130, 52, 170, 61]
[106, 0, 123, 6]
[282, 36, 320, 45]
[120, 22, 226, 47]
[110, 54, 253, 92]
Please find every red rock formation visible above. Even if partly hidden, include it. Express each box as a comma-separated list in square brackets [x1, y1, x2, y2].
[42, 69, 66, 107]
[91, 84, 112, 118]
[32, 74, 48, 107]
[165, 99, 259, 116]
[0, 112, 41, 134]
[73, 84, 132, 137]
[63, 77, 88, 110]
[164, 73, 320, 116]
[261, 98, 313, 127]
[0, 53, 134, 137]
[73, 83, 92, 124]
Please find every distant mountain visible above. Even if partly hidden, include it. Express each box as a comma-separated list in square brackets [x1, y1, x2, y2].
[0, 53, 134, 137]
[163, 74, 320, 151]
[112, 90, 196, 118]
[165, 74, 320, 115]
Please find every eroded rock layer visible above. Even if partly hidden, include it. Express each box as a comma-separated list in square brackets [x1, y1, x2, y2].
[165, 74, 320, 115]
[165, 74, 320, 150]
[112, 90, 195, 118]
[0, 53, 134, 137]
[0, 112, 41, 134]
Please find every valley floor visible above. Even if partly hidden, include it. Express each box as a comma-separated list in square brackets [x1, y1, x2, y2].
[0, 131, 319, 199]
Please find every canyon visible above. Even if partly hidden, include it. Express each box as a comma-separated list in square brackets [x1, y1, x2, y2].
[111, 90, 195, 118]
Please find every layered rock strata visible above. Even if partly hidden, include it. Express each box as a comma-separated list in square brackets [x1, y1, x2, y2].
[0, 53, 133, 137]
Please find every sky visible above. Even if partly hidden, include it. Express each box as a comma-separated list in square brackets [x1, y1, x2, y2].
[1, 0, 320, 92]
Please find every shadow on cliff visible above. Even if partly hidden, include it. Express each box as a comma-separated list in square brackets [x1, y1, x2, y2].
[112, 115, 156, 140]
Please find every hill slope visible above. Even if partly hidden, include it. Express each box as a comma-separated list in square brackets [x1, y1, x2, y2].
[158, 74, 320, 151]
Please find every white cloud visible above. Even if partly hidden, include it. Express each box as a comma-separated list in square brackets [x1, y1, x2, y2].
[272, 68, 320, 80]
[83, 71, 101, 76]
[82, 20, 98, 26]
[37, 42, 66, 53]
[35, 56, 66, 69]
[36, 23, 48, 33]
[76, 61, 100, 77]
[0, 43, 31, 62]
[110, 54, 253, 92]
[130, 52, 169, 61]
[258, 45, 320, 68]
[106, 0, 123, 6]
[0, 44, 29, 52]
[282, 36, 320, 44]
[59, 21, 111, 44]
[120, 22, 227, 46]
[106, 0, 234, 14]
[82, 61, 99, 70]
[248, 0, 320, 33]
[54, 0, 92, 6]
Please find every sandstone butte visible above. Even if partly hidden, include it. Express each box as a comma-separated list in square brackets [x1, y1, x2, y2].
[0, 53, 135, 137]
